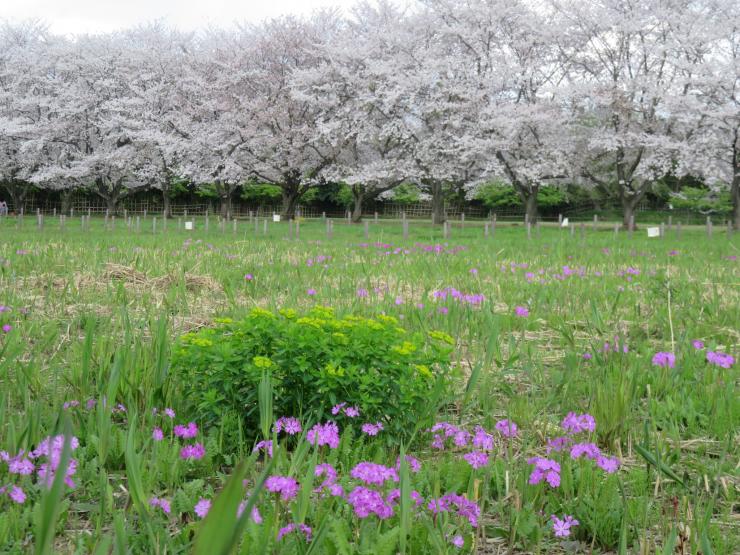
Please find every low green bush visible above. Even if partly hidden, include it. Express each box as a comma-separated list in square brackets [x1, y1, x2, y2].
[171, 306, 455, 443]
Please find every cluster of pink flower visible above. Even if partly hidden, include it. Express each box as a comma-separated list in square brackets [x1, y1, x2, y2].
[194, 498, 211, 518]
[428, 421, 519, 472]
[427, 493, 480, 528]
[541, 412, 620, 477]
[253, 440, 273, 458]
[651, 345, 735, 370]
[551, 514, 579, 537]
[153, 407, 176, 419]
[429, 420, 517, 456]
[235, 411, 481, 540]
[149, 496, 171, 514]
[432, 287, 486, 307]
[1, 435, 80, 505]
[347, 486, 394, 519]
[314, 463, 343, 497]
[463, 451, 489, 469]
[561, 412, 595, 434]
[350, 462, 398, 486]
[265, 475, 300, 501]
[652, 351, 675, 368]
[151, 419, 205, 461]
[307, 421, 340, 448]
[514, 306, 529, 317]
[345, 457, 427, 520]
[527, 457, 562, 487]
[0, 484, 25, 504]
[495, 420, 519, 438]
[32, 435, 81, 488]
[180, 443, 206, 460]
[331, 403, 359, 418]
[361, 422, 384, 436]
[706, 351, 734, 368]
[278, 523, 312, 542]
[274, 416, 302, 435]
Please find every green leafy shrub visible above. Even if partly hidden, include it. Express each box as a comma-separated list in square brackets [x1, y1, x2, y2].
[475, 182, 568, 211]
[171, 306, 455, 443]
[669, 186, 731, 215]
[473, 182, 522, 209]
[240, 183, 283, 204]
[386, 183, 422, 205]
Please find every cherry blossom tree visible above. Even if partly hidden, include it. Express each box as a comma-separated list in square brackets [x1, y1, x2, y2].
[1, 1, 737, 225]
[0, 21, 51, 212]
[299, 1, 416, 222]
[421, 0, 573, 223]
[172, 29, 251, 218]
[670, 0, 740, 228]
[551, 0, 701, 227]
[23, 33, 151, 214]
[116, 24, 194, 218]
[237, 13, 345, 219]
[377, 6, 477, 225]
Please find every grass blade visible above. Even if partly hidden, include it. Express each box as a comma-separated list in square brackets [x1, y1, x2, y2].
[634, 444, 685, 487]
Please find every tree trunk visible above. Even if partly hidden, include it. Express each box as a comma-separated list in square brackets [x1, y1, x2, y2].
[280, 186, 300, 220]
[621, 197, 637, 229]
[4, 181, 28, 214]
[162, 188, 171, 219]
[220, 194, 232, 219]
[106, 196, 119, 215]
[351, 185, 364, 223]
[60, 189, 73, 215]
[430, 180, 446, 225]
[731, 173, 740, 231]
[523, 189, 539, 223]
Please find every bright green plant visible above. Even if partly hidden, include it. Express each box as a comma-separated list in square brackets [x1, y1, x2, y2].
[171, 307, 455, 443]
[240, 183, 283, 204]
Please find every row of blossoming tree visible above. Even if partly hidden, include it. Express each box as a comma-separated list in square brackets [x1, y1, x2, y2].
[0, 0, 738, 227]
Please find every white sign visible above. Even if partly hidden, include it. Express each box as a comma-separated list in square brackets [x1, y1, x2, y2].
[272, 214, 281, 222]
[185, 221, 194, 230]
[561, 217, 569, 227]
[647, 226, 660, 238]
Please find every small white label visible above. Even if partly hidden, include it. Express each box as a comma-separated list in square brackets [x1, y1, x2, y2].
[185, 221, 194, 230]
[272, 214, 281, 222]
[561, 218, 569, 227]
[647, 226, 660, 237]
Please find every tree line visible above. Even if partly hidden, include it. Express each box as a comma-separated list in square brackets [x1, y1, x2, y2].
[1, 0, 738, 227]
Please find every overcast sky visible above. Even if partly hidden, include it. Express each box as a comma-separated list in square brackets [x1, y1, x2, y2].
[2, 0, 366, 36]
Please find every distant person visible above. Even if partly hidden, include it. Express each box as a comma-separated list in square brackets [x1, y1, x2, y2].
[0, 200, 8, 216]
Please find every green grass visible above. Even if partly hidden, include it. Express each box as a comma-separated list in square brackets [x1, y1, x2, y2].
[0, 216, 738, 553]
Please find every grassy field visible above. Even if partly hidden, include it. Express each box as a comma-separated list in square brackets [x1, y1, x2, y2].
[0, 216, 738, 554]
